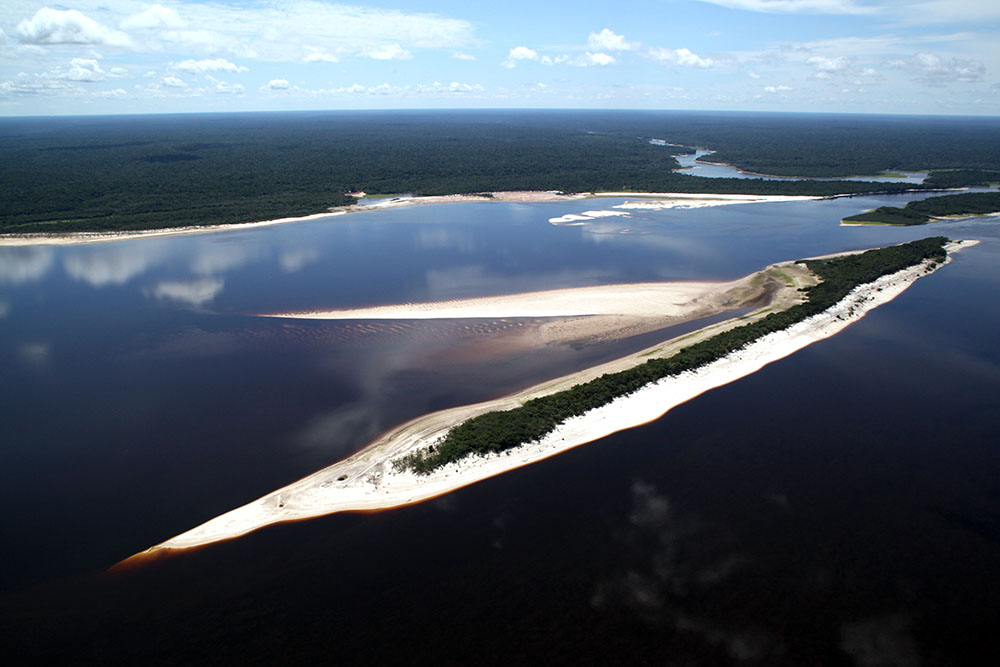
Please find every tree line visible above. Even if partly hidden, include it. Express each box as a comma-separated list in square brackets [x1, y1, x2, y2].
[396, 237, 950, 474]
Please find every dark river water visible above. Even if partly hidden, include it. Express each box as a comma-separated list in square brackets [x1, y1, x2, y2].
[1, 193, 998, 665]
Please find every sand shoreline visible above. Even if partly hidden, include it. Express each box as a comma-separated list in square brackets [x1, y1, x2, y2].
[130, 240, 976, 557]
[1, 191, 821, 247]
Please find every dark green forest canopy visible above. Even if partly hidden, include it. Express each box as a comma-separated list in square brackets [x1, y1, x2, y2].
[844, 191, 1000, 225]
[397, 236, 950, 474]
[655, 112, 1000, 177]
[5, 110, 993, 234]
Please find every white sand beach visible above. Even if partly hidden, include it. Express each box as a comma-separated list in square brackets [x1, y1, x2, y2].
[129, 240, 976, 557]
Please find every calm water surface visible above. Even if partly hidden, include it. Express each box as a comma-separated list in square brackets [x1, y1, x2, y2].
[1, 195, 998, 664]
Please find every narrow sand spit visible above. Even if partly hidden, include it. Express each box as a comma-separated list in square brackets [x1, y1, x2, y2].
[130, 241, 976, 557]
[1, 192, 819, 246]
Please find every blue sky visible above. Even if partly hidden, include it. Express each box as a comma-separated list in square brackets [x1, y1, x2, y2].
[1, 0, 997, 116]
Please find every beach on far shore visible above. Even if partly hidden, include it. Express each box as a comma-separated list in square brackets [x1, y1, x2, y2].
[125, 240, 976, 558]
[0, 191, 820, 247]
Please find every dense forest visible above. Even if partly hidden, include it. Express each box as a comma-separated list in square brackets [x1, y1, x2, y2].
[657, 113, 1000, 177]
[924, 169, 1000, 189]
[843, 191, 1000, 225]
[4, 111, 997, 234]
[397, 237, 950, 474]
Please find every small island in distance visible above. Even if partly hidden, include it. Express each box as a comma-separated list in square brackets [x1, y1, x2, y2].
[843, 191, 1000, 225]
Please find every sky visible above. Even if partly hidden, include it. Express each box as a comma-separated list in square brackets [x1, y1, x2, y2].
[0, 0, 997, 116]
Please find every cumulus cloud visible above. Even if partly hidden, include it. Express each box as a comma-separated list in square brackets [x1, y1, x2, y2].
[170, 58, 248, 74]
[502, 45, 539, 68]
[693, 0, 875, 13]
[574, 52, 616, 67]
[889, 52, 985, 85]
[647, 47, 716, 68]
[263, 78, 292, 91]
[764, 84, 793, 92]
[304, 51, 340, 63]
[588, 28, 639, 52]
[16, 7, 133, 48]
[162, 76, 186, 88]
[364, 43, 412, 60]
[451, 52, 475, 60]
[806, 55, 853, 78]
[120, 4, 186, 30]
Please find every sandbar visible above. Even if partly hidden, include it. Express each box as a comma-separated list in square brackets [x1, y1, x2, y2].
[129, 240, 976, 557]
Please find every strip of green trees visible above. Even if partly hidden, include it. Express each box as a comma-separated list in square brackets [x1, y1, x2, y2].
[396, 237, 949, 474]
[843, 191, 1000, 225]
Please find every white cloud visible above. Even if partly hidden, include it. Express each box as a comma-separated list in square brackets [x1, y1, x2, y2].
[120, 4, 186, 30]
[575, 52, 616, 67]
[214, 80, 244, 94]
[64, 58, 111, 82]
[364, 43, 412, 60]
[588, 29, 639, 52]
[647, 47, 716, 68]
[763, 84, 793, 92]
[171, 58, 248, 74]
[806, 55, 853, 78]
[502, 45, 540, 68]
[693, 0, 875, 14]
[149, 278, 224, 306]
[16, 7, 133, 48]
[896, 0, 1000, 25]
[889, 52, 985, 85]
[162, 76, 186, 87]
[451, 52, 475, 60]
[304, 51, 340, 63]
[262, 78, 292, 91]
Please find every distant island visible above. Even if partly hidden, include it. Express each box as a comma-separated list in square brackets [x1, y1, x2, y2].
[131, 236, 973, 555]
[843, 191, 1000, 226]
[4, 111, 1000, 236]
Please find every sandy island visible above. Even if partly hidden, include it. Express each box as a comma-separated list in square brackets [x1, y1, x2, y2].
[126, 240, 976, 558]
[1, 191, 820, 246]
[262, 275, 785, 346]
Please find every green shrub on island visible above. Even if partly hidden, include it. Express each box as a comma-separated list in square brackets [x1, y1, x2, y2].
[396, 237, 949, 474]
[844, 191, 1000, 226]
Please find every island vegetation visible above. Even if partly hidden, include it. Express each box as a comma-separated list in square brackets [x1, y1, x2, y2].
[923, 169, 1000, 189]
[843, 191, 1000, 225]
[396, 237, 949, 474]
[6, 111, 1000, 235]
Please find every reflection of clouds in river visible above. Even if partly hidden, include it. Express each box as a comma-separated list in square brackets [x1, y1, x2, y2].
[190, 242, 258, 276]
[416, 226, 476, 253]
[0, 298, 9, 318]
[63, 245, 166, 287]
[840, 613, 919, 667]
[0, 247, 54, 284]
[148, 277, 224, 306]
[592, 480, 778, 661]
[17, 341, 51, 367]
[278, 248, 319, 273]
